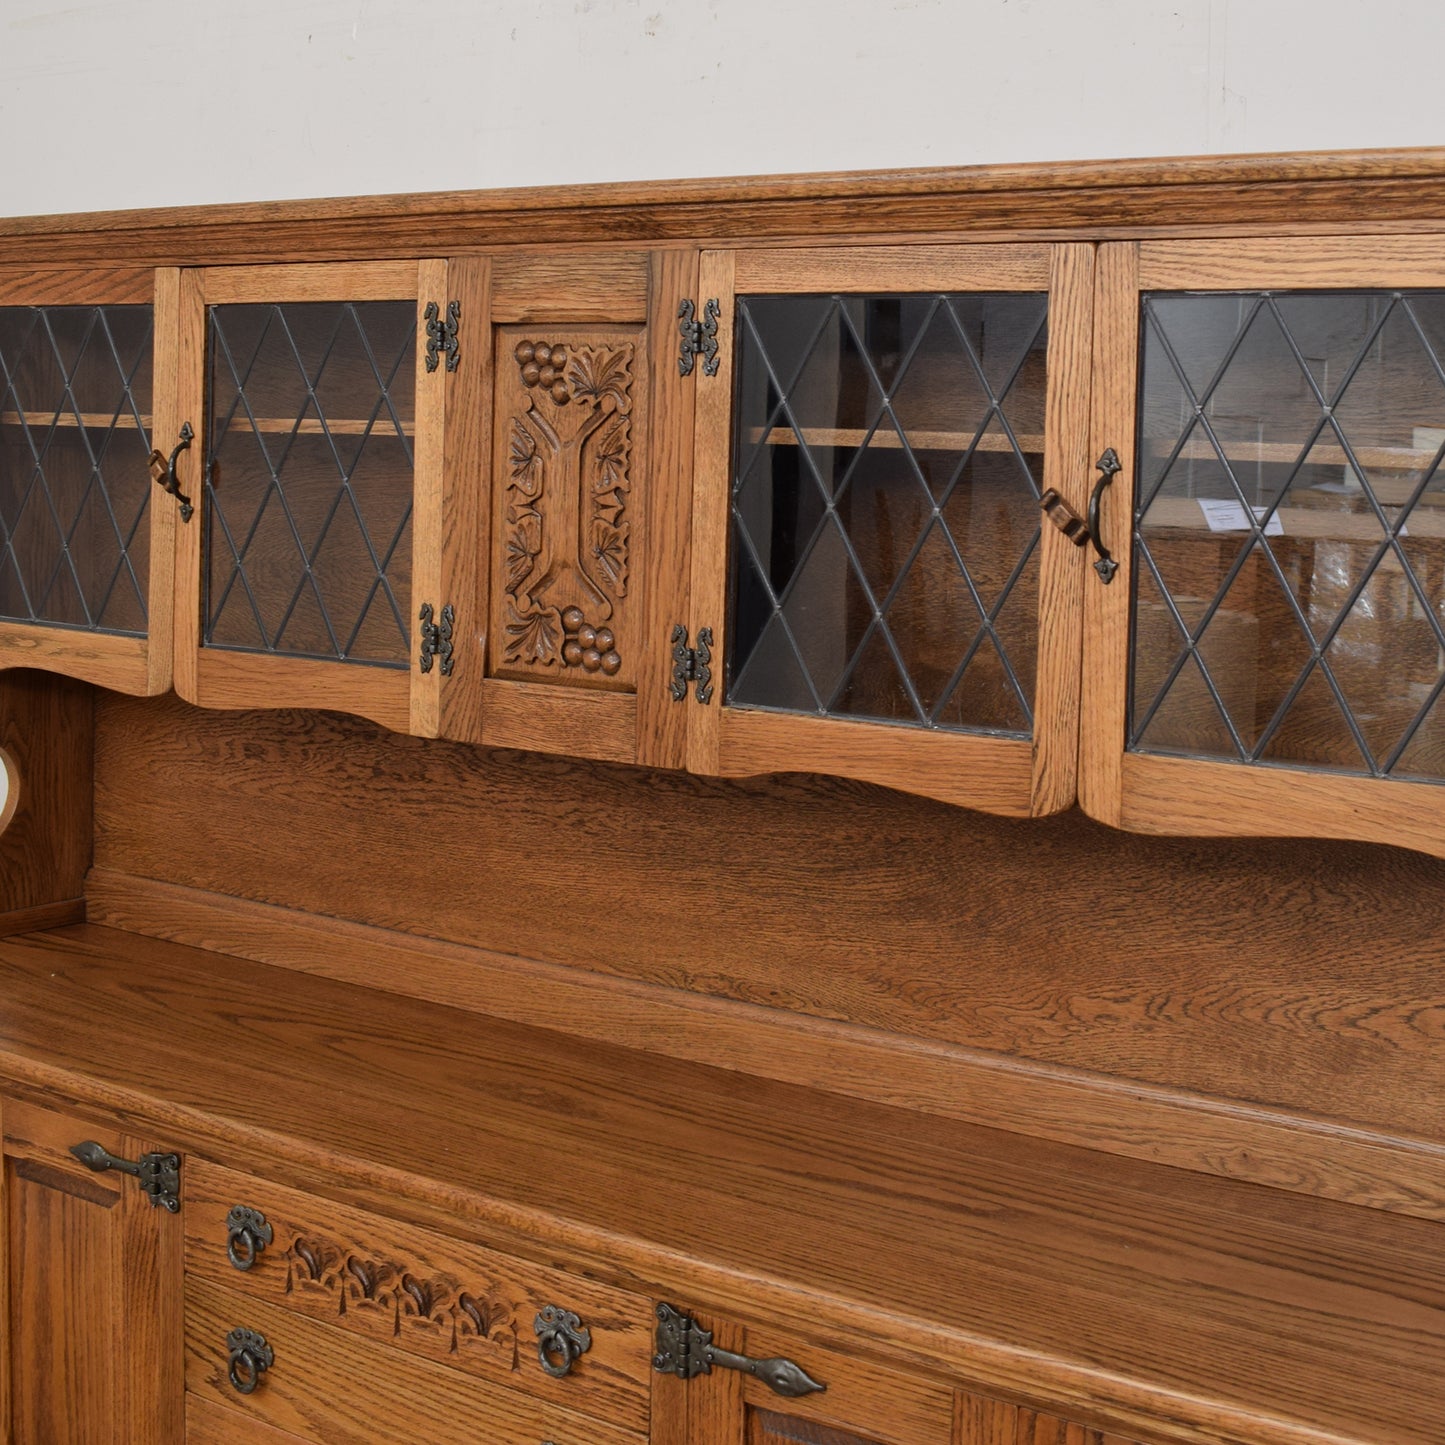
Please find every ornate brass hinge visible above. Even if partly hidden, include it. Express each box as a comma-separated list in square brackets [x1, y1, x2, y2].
[653, 1303, 825, 1398]
[670, 624, 714, 703]
[424, 300, 461, 373]
[678, 298, 721, 377]
[419, 603, 455, 675]
[70, 1141, 181, 1212]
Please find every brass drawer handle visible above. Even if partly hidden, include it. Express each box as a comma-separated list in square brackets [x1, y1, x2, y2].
[226, 1206, 274, 1270]
[534, 1305, 591, 1378]
[226, 1328, 273, 1395]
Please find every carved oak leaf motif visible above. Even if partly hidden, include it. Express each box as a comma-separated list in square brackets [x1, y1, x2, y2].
[567, 348, 631, 410]
[504, 601, 563, 665]
[591, 521, 629, 594]
[508, 418, 543, 497]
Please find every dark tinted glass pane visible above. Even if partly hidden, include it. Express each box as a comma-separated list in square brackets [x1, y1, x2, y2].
[0, 306, 153, 634]
[205, 301, 415, 665]
[727, 292, 1047, 735]
[1132, 290, 1445, 779]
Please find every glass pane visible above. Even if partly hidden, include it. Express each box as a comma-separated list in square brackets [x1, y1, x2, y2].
[727, 292, 1047, 736]
[1132, 290, 1445, 779]
[0, 306, 153, 635]
[205, 301, 415, 666]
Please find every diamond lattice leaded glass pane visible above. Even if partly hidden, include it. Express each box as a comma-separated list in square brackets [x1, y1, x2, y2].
[728, 293, 1048, 734]
[1132, 290, 1445, 779]
[0, 306, 154, 634]
[205, 302, 416, 667]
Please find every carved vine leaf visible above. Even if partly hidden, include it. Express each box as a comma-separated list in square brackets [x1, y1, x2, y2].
[593, 415, 631, 495]
[591, 520, 630, 595]
[508, 418, 543, 497]
[567, 347, 632, 410]
[504, 514, 542, 593]
[504, 601, 564, 665]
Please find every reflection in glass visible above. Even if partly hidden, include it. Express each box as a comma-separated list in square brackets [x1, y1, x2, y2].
[728, 293, 1048, 735]
[1133, 290, 1445, 779]
[205, 301, 416, 666]
[0, 306, 154, 634]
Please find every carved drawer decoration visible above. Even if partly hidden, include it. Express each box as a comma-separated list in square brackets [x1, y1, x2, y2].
[491, 325, 643, 690]
[184, 1159, 653, 1433]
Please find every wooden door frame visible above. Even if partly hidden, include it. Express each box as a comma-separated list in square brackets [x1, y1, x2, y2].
[1081, 235, 1445, 857]
[464, 247, 696, 769]
[0, 266, 175, 696]
[172, 260, 444, 735]
[686, 243, 1095, 819]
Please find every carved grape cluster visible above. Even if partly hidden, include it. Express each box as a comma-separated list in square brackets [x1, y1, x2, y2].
[561, 606, 621, 675]
[515, 340, 570, 405]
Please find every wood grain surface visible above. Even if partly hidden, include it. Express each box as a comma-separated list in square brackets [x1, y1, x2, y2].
[0, 671, 91, 918]
[4, 150, 1445, 266]
[0, 926, 1442, 1444]
[4, 1097, 184, 1444]
[89, 695, 1445, 1152]
[183, 1275, 645, 1445]
[185, 1157, 654, 1431]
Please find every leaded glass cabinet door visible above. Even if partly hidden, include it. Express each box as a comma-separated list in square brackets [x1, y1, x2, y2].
[463, 248, 695, 767]
[685, 245, 1094, 817]
[173, 260, 485, 737]
[0, 268, 178, 696]
[1083, 238, 1445, 857]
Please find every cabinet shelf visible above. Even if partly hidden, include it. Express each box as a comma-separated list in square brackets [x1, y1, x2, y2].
[1143, 495, 1445, 541]
[1, 411, 414, 438]
[750, 426, 1045, 453]
[1148, 436, 1442, 476]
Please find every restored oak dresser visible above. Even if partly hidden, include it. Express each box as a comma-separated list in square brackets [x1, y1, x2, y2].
[0, 148, 1443, 1444]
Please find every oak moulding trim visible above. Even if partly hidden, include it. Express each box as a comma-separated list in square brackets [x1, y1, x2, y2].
[3, 148, 1445, 261]
[0, 899, 85, 938]
[5, 146, 1445, 238]
[83, 868, 1445, 1226]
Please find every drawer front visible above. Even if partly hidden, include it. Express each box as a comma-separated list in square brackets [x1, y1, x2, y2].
[185, 1159, 652, 1432]
[186, 1276, 647, 1445]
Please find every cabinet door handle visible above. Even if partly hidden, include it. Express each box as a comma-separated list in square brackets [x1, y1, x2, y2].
[1039, 447, 1121, 585]
[1087, 447, 1121, 583]
[147, 421, 195, 523]
[225, 1328, 274, 1395]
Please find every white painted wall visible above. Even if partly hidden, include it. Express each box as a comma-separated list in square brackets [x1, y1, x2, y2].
[0, 0, 1441, 217]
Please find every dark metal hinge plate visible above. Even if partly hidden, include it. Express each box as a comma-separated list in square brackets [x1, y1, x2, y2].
[424, 300, 461, 373]
[70, 1141, 181, 1212]
[678, 298, 721, 377]
[670, 624, 714, 704]
[653, 1302, 825, 1398]
[419, 602, 455, 675]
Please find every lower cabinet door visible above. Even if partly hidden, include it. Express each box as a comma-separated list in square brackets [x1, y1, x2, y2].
[652, 1311, 1143, 1445]
[1, 1097, 185, 1444]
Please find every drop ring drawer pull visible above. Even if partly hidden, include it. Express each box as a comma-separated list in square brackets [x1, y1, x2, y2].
[226, 1205, 274, 1270]
[534, 1304, 592, 1378]
[225, 1328, 274, 1395]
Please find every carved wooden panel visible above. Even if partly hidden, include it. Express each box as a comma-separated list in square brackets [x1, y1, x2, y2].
[184, 1159, 652, 1433]
[491, 325, 643, 689]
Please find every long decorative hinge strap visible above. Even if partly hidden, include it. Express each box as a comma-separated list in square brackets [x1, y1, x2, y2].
[419, 603, 455, 675]
[678, 298, 721, 377]
[70, 1141, 181, 1213]
[653, 1303, 825, 1399]
[670, 624, 714, 704]
[424, 300, 461, 373]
